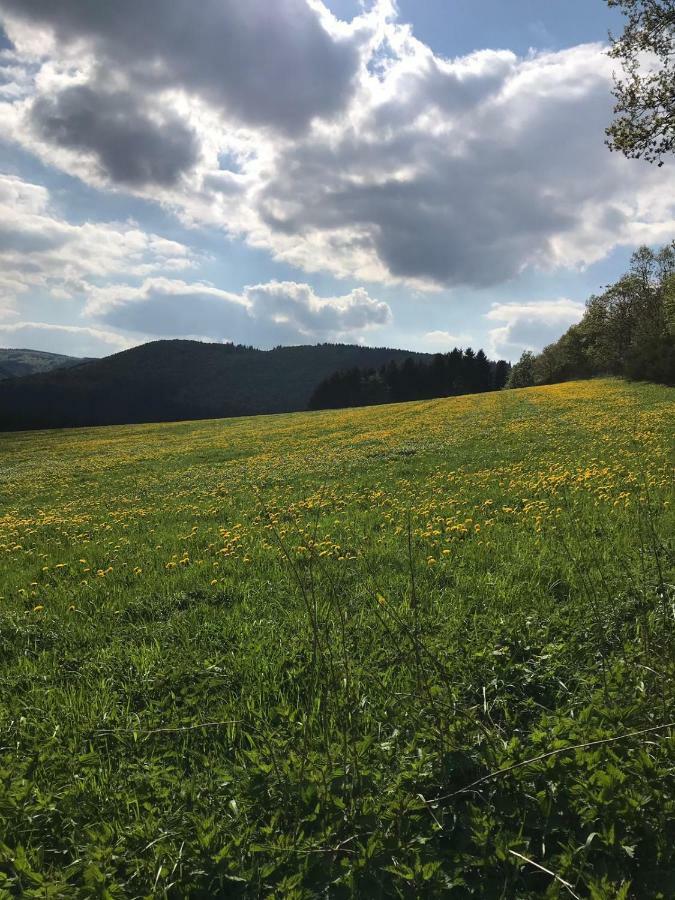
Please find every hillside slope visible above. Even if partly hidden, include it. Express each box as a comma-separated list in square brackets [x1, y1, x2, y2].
[1, 379, 673, 896]
[0, 339, 430, 430]
[0, 348, 86, 380]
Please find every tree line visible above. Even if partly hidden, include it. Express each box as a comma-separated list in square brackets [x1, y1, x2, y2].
[507, 243, 675, 389]
[308, 348, 511, 410]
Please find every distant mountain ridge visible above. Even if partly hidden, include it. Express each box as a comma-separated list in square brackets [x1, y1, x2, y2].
[0, 348, 87, 380]
[0, 340, 432, 431]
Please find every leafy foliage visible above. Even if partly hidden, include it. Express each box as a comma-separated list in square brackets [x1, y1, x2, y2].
[0, 379, 673, 896]
[514, 243, 675, 389]
[506, 351, 536, 389]
[605, 0, 675, 165]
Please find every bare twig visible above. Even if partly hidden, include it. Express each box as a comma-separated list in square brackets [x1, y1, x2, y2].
[508, 849, 582, 900]
[251, 836, 359, 856]
[95, 720, 240, 737]
[427, 721, 674, 803]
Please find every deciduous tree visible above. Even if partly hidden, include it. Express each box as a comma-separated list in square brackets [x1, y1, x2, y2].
[606, 0, 675, 165]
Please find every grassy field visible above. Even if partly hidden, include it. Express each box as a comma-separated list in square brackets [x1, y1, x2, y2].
[0, 378, 673, 898]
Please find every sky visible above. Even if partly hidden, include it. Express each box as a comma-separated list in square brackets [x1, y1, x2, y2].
[0, 0, 673, 362]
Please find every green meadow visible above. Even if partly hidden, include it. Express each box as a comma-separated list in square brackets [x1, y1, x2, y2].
[0, 378, 673, 898]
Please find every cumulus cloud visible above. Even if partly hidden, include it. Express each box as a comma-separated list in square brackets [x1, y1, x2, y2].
[421, 330, 474, 351]
[0, 321, 134, 356]
[245, 281, 391, 335]
[0, 173, 194, 302]
[250, 40, 675, 287]
[4, 0, 670, 291]
[485, 299, 586, 360]
[85, 277, 391, 345]
[0, 0, 361, 135]
[0, 171, 388, 351]
[30, 84, 200, 187]
[0, 0, 673, 349]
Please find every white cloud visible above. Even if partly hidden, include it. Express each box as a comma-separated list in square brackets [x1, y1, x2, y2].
[85, 277, 391, 346]
[245, 281, 391, 336]
[485, 298, 586, 360]
[422, 330, 474, 351]
[0, 321, 134, 356]
[0, 3, 672, 296]
[0, 173, 194, 302]
[0, 170, 389, 350]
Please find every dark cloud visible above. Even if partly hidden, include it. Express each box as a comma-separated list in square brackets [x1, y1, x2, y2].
[30, 84, 199, 187]
[0, 220, 68, 254]
[1, 0, 360, 134]
[254, 44, 670, 287]
[371, 49, 517, 127]
[0, 22, 12, 49]
[258, 131, 576, 287]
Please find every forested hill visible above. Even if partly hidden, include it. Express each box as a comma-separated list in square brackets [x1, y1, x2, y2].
[0, 340, 431, 431]
[309, 348, 510, 409]
[0, 349, 86, 380]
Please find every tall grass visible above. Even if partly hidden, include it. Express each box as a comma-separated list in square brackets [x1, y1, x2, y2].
[0, 379, 672, 897]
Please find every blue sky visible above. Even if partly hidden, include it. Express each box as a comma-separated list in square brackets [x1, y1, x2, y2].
[0, 0, 672, 360]
[331, 0, 624, 55]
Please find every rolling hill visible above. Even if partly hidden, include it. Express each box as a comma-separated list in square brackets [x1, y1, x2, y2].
[0, 348, 87, 380]
[0, 339, 431, 430]
[0, 379, 673, 895]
